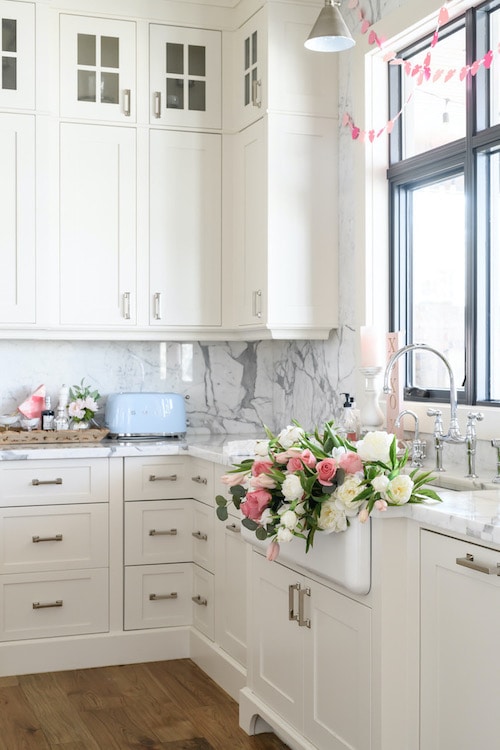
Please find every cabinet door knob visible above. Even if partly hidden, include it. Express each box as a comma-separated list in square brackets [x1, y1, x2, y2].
[153, 91, 162, 118]
[456, 553, 500, 576]
[123, 88, 131, 116]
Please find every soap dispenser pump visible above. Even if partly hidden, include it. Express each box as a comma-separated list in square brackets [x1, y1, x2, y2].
[339, 392, 359, 441]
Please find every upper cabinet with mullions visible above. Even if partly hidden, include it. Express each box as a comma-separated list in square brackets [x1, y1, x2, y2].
[149, 24, 221, 129]
[0, 0, 34, 109]
[59, 14, 136, 122]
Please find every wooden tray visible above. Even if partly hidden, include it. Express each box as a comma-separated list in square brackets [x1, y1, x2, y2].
[0, 428, 109, 444]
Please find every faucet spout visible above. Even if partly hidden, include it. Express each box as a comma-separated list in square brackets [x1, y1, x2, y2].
[383, 343, 463, 443]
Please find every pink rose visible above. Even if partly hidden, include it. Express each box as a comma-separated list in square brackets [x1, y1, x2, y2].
[287, 456, 303, 472]
[316, 458, 337, 486]
[251, 460, 273, 477]
[338, 452, 363, 474]
[221, 471, 248, 487]
[241, 489, 272, 521]
[274, 448, 302, 464]
[266, 540, 280, 561]
[300, 449, 317, 468]
[251, 473, 277, 490]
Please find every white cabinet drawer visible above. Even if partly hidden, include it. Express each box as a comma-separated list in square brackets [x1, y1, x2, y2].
[124, 456, 189, 500]
[0, 459, 109, 506]
[124, 563, 193, 630]
[188, 458, 214, 506]
[192, 565, 214, 640]
[0, 568, 108, 641]
[0, 503, 108, 573]
[192, 499, 214, 573]
[124, 500, 191, 565]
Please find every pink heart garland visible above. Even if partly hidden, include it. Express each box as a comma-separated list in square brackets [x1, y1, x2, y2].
[459, 66, 469, 81]
[438, 7, 450, 26]
[351, 127, 360, 140]
[342, 112, 351, 127]
[444, 69, 456, 82]
[484, 50, 493, 69]
[361, 19, 370, 34]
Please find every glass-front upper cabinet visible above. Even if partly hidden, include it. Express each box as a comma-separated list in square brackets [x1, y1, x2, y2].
[0, 0, 34, 109]
[232, 9, 267, 132]
[149, 24, 221, 129]
[60, 15, 136, 122]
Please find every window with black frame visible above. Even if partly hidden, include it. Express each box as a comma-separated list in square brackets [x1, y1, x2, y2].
[388, 0, 500, 407]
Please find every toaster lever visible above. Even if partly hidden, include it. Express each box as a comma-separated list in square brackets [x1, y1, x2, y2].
[149, 474, 177, 482]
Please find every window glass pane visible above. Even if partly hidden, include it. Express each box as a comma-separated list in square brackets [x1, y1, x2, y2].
[77, 34, 96, 66]
[244, 72, 250, 106]
[402, 28, 466, 158]
[101, 71, 119, 103]
[166, 78, 183, 109]
[244, 36, 250, 70]
[188, 45, 205, 77]
[188, 80, 205, 111]
[166, 43, 183, 75]
[101, 36, 119, 69]
[251, 30, 257, 65]
[410, 174, 465, 390]
[2, 18, 16, 52]
[489, 150, 500, 398]
[490, 8, 500, 127]
[78, 69, 96, 102]
[2, 56, 16, 89]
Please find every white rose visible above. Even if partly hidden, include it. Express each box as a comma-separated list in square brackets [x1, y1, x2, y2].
[281, 473, 304, 502]
[260, 508, 273, 526]
[357, 431, 394, 463]
[277, 425, 305, 450]
[387, 474, 414, 505]
[254, 440, 270, 457]
[318, 501, 348, 533]
[280, 510, 298, 530]
[277, 526, 294, 543]
[83, 396, 98, 413]
[334, 475, 364, 515]
[371, 474, 390, 495]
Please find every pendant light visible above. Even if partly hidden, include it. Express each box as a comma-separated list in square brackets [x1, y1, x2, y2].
[304, 0, 355, 52]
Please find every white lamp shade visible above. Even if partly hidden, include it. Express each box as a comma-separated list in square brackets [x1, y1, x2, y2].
[304, 1, 355, 52]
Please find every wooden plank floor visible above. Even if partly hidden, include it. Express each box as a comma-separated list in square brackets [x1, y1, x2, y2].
[0, 659, 290, 750]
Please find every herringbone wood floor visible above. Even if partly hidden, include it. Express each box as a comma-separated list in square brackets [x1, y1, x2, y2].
[0, 659, 290, 750]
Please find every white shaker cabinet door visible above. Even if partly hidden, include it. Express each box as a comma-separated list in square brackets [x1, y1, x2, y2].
[0, 0, 34, 110]
[60, 14, 136, 122]
[420, 530, 500, 750]
[149, 24, 221, 129]
[59, 123, 137, 327]
[0, 113, 35, 324]
[149, 129, 221, 327]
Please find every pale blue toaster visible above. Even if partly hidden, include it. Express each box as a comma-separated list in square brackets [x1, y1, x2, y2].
[104, 392, 186, 438]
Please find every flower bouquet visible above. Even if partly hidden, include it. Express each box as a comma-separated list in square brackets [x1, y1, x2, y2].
[216, 421, 441, 560]
[68, 379, 100, 428]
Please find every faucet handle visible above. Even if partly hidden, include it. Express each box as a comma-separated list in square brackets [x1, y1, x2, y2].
[427, 408, 444, 438]
[427, 408, 442, 417]
[466, 411, 484, 423]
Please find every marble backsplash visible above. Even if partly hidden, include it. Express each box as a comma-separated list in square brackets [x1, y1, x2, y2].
[0, 330, 357, 435]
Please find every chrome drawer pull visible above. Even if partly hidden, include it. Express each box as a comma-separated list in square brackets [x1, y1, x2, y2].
[149, 528, 177, 536]
[288, 582, 300, 622]
[298, 586, 311, 628]
[122, 291, 131, 319]
[456, 553, 500, 576]
[149, 592, 178, 601]
[32, 478, 63, 486]
[149, 474, 177, 482]
[123, 88, 131, 116]
[33, 600, 63, 609]
[191, 475, 208, 485]
[32, 534, 63, 543]
[192, 595, 208, 606]
[153, 292, 162, 320]
[153, 90, 161, 118]
[192, 531, 208, 541]
[226, 523, 240, 533]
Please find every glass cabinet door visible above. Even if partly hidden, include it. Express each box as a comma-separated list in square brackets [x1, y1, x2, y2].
[150, 24, 221, 129]
[60, 15, 136, 122]
[233, 9, 266, 132]
[0, 0, 34, 109]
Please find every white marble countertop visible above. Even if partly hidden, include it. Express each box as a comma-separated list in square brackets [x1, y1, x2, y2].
[2, 432, 500, 547]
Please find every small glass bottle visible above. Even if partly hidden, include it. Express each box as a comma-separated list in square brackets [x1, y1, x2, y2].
[54, 406, 69, 431]
[41, 396, 55, 430]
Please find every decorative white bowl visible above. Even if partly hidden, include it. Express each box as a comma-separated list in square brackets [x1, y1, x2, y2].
[0, 415, 18, 426]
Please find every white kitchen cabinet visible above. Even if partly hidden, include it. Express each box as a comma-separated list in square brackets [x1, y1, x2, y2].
[149, 24, 221, 129]
[59, 14, 136, 122]
[232, 113, 338, 338]
[0, 0, 35, 110]
[247, 550, 371, 750]
[59, 122, 137, 328]
[0, 113, 35, 325]
[230, 4, 336, 132]
[420, 529, 500, 750]
[149, 128, 221, 328]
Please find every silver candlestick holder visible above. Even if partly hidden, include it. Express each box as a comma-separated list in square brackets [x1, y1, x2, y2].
[359, 366, 384, 434]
